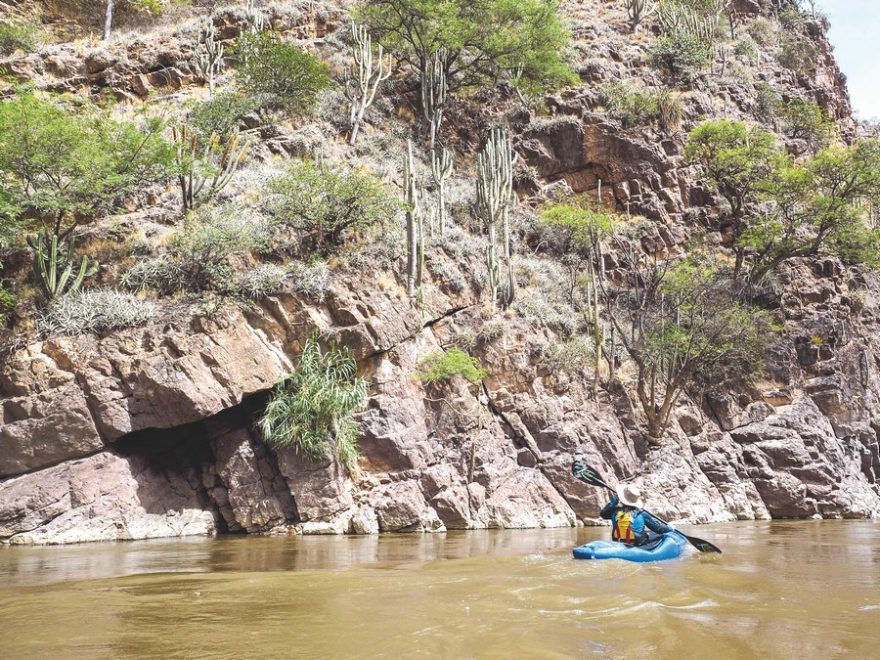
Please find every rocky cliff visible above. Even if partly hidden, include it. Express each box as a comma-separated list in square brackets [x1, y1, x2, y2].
[1, 0, 878, 544]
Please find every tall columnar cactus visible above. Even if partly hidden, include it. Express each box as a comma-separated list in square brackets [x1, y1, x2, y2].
[430, 146, 453, 235]
[658, 0, 726, 44]
[244, 0, 265, 34]
[476, 126, 518, 309]
[404, 140, 423, 298]
[420, 48, 448, 152]
[626, 0, 658, 32]
[345, 24, 392, 146]
[27, 230, 98, 300]
[173, 125, 248, 212]
[196, 20, 225, 98]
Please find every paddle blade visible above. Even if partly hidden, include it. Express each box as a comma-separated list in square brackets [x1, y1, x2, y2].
[571, 461, 612, 490]
[683, 534, 722, 554]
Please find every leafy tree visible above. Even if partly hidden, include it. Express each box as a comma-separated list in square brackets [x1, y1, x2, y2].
[602, 247, 771, 443]
[0, 93, 174, 243]
[355, 0, 576, 93]
[685, 120, 780, 279]
[744, 140, 880, 281]
[778, 99, 836, 152]
[260, 335, 368, 470]
[266, 161, 397, 255]
[189, 92, 258, 141]
[235, 32, 332, 116]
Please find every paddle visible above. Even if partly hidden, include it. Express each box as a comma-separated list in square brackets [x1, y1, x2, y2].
[572, 460, 722, 554]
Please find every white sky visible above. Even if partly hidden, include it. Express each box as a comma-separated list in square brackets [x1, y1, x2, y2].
[814, 0, 880, 120]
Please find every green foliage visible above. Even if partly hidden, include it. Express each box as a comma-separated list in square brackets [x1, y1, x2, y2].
[267, 161, 397, 255]
[775, 11, 818, 78]
[260, 335, 368, 470]
[778, 99, 836, 152]
[355, 0, 576, 93]
[235, 32, 332, 116]
[0, 22, 38, 55]
[688, 120, 880, 282]
[650, 31, 712, 79]
[753, 82, 781, 124]
[0, 93, 174, 242]
[539, 196, 616, 254]
[122, 205, 271, 294]
[418, 347, 487, 385]
[598, 83, 682, 131]
[605, 248, 771, 440]
[189, 92, 258, 141]
[229, 264, 287, 301]
[743, 140, 880, 279]
[686, 120, 779, 277]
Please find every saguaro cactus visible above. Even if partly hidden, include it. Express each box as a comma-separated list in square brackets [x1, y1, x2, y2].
[345, 24, 392, 146]
[404, 140, 423, 298]
[173, 125, 248, 212]
[430, 146, 453, 235]
[196, 20, 225, 98]
[421, 48, 448, 152]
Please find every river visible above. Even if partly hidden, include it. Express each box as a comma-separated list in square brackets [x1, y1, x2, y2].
[1, 521, 878, 658]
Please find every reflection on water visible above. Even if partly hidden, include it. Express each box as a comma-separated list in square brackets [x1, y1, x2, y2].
[0, 521, 878, 659]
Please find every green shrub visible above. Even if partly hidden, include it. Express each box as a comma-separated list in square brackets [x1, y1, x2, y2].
[599, 82, 660, 128]
[418, 348, 487, 385]
[267, 161, 397, 255]
[650, 31, 712, 79]
[39, 289, 155, 336]
[776, 25, 818, 78]
[754, 82, 781, 123]
[734, 34, 759, 61]
[260, 335, 368, 470]
[0, 286, 16, 319]
[189, 92, 259, 141]
[122, 206, 271, 294]
[235, 32, 332, 116]
[779, 99, 836, 151]
[0, 22, 38, 55]
[746, 16, 776, 46]
[540, 337, 593, 374]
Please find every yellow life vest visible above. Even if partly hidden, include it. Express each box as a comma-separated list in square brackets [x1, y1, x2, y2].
[612, 510, 636, 544]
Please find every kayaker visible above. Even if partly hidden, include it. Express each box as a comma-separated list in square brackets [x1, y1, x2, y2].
[600, 484, 673, 547]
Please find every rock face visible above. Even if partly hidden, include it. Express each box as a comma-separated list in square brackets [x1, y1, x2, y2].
[2, 253, 878, 544]
[0, 0, 878, 544]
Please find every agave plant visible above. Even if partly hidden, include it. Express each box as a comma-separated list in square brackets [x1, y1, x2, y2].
[260, 335, 368, 470]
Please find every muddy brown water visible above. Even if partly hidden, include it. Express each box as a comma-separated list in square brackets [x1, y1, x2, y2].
[1, 521, 878, 658]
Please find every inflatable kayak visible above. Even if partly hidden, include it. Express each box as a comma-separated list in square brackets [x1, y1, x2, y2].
[572, 531, 689, 562]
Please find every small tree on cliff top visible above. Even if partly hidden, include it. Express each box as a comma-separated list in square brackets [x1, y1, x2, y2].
[355, 0, 576, 93]
[0, 93, 174, 243]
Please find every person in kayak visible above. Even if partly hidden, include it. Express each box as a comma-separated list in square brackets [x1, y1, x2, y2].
[600, 484, 672, 547]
